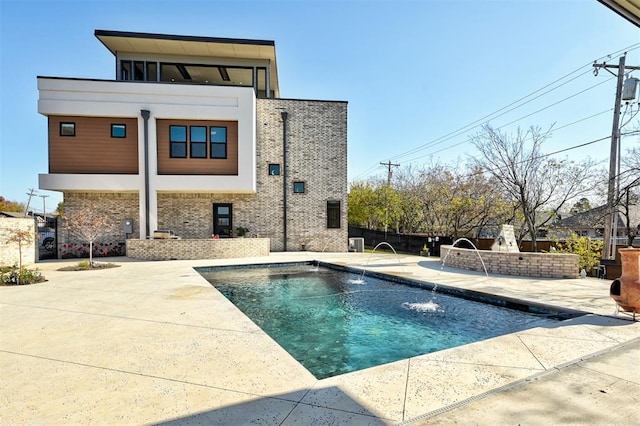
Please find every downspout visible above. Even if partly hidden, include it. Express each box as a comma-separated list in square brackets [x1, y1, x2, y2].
[141, 109, 150, 239]
[281, 111, 288, 251]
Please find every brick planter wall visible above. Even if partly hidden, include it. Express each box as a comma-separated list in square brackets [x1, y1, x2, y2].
[126, 238, 270, 261]
[440, 245, 579, 279]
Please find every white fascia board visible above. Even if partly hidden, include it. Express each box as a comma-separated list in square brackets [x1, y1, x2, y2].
[37, 78, 252, 118]
[39, 173, 141, 192]
[154, 175, 256, 193]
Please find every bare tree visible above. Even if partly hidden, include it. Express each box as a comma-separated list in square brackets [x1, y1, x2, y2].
[618, 146, 640, 245]
[64, 207, 118, 266]
[470, 124, 599, 252]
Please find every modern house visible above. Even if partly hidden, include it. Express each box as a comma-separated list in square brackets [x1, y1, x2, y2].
[38, 30, 348, 256]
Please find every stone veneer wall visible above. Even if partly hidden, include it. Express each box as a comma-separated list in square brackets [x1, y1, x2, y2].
[156, 98, 348, 252]
[126, 238, 270, 260]
[0, 218, 36, 267]
[60, 192, 139, 256]
[440, 245, 580, 279]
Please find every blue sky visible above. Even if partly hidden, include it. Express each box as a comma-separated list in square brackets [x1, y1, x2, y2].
[1, 0, 638, 212]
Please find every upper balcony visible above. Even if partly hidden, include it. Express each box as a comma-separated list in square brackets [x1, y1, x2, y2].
[95, 30, 279, 99]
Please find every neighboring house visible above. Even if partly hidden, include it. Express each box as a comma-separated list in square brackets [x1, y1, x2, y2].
[38, 30, 348, 253]
[551, 204, 640, 245]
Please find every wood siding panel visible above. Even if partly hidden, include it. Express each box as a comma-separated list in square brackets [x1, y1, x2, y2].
[49, 116, 138, 174]
[157, 119, 238, 175]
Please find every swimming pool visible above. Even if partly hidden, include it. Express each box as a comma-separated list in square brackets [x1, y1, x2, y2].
[198, 262, 568, 379]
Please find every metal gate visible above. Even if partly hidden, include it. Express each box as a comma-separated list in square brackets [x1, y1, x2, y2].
[36, 215, 58, 260]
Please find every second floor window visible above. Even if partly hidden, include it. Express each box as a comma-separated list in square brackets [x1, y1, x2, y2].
[170, 125, 187, 158]
[190, 126, 207, 158]
[210, 127, 227, 159]
[111, 124, 126, 138]
[60, 122, 75, 136]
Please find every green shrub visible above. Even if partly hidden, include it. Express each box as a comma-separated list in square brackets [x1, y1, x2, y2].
[553, 234, 604, 274]
[0, 265, 45, 285]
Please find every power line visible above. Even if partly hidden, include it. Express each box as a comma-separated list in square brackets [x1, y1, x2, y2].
[388, 46, 639, 163]
[352, 44, 640, 181]
[402, 107, 614, 165]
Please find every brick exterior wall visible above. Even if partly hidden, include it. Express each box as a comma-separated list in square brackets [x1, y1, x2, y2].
[256, 98, 348, 252]
[59, 98, 348, 256]
[126, 238, 270, 260]
[60, 192, 139, 257]
[440, 246, 580, 279]
[0, 218, 36, 267]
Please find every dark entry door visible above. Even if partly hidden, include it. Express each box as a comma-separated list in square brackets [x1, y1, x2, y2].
[213, 203, 232, 238]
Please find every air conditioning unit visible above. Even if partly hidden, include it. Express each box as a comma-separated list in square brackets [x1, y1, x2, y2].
[349, 237, 364, 252]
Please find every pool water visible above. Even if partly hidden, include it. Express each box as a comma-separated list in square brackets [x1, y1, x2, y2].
[199, 263, 558, 379]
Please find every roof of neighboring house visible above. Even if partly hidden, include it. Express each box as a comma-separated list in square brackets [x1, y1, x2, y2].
[598, 0, 640, 26]
[554, 204, 640, 229]
[94, 29, 280, 97]
[0, 211, 28, 218]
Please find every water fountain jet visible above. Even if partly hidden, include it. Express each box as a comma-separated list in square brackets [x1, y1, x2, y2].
[441, 237, 489, 278]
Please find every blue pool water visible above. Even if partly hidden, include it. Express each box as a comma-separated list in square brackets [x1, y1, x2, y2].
[198, 263, 560, 379]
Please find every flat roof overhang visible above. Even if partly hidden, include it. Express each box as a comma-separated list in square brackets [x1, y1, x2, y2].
[95, 29, 279, 96]
[598, 0, 640, 26]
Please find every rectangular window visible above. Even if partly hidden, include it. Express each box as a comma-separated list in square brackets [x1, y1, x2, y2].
[190, 126, 207, 158]
[111, 124, 126, 138]
[60, 122, 75, 136]
[268, 164, 280, 176]
[293, 181, 305, 194]
[133, 61, 145, 80]
[169, 125, 187, 158]
[327, 201, 341, 229]
[120, 60, 131, 80]
[146, 62, 158, 81]
[210, 126, 227, 159]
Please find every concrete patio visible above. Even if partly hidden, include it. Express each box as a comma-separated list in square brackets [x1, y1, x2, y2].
[1, 252, 638, 425]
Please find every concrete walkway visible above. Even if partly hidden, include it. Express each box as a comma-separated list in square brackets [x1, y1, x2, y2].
[1, 252, 638, 425]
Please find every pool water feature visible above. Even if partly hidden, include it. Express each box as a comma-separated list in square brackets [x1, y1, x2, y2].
[198, 263, 564, 379]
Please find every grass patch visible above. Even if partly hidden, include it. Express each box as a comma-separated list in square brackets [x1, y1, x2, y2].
[57, 260, 121, 271]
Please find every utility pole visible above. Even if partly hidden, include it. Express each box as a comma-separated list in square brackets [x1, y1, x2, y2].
[593, 55, 640, 260]
[380, 161, 400, 239]
[39, 194, 49, 224]
[24, 188, 36, 217]
[380, 161, 400, 186]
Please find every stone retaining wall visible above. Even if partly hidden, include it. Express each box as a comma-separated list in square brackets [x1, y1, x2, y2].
[126, 238, 270, 261]
[440, 245, 579, 279]
[0, 218, 36, 267]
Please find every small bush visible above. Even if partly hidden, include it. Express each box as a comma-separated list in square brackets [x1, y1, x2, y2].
[57, 260, 120, 271]
[553, 234, 604, 274]
[0, 265, 46, 285]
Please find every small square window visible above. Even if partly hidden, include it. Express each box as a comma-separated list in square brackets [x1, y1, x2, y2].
[293, 181, 305, 193]
[268, 164, 280, 176]
[60, 122, 75, 136]
[111, 124, 126, 138]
